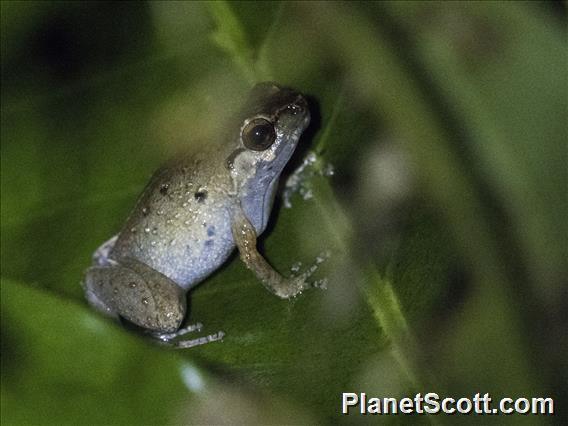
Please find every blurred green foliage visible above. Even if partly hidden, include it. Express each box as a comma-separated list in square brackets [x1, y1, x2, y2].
[1, 1, 566, 425]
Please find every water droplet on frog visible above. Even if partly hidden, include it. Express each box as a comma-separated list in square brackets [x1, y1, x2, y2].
[184, 220, 191, 226]
[144, 227, 151, 233]
[157, 209, 164, 216]
[151, 227, 158, 235]
[166, 219, 173, 225]
[130, 227, 137, 233]
[169, 239, 176, 246]
[182, 202, 188, 207]
[142, 207, 149, 216]
[150, 241, 157, 246]
[113, 288, 119, 295]
[142, 298, 149, 305]
[174, 213, 181, 219]
[129, 281, 137, 288]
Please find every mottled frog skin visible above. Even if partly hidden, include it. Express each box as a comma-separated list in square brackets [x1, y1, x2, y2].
[83, 83, 319, 347]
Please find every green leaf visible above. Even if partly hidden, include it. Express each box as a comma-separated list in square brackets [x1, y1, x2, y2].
[1, 279, 198, 425]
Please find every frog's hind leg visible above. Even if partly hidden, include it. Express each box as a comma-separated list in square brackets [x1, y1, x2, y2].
[83, 273, 120, 321]
[84, 258, 224, 348]
[157, 322, 203, 340]
[83, 258, 187, 334]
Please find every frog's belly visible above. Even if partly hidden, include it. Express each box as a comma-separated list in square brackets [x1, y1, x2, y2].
[110, 211, 236, 291]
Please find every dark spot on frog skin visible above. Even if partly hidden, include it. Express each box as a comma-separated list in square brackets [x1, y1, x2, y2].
[160, 183, 169, 195]
[205, 240, 213, 247]
[207, 226, 215, 237]
[194, 190, 208, 203]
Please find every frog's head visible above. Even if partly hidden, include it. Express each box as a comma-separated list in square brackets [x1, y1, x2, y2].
[227, 82, 311, 234]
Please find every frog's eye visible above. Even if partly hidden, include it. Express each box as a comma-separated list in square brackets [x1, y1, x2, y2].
[242, 118, 276, 151]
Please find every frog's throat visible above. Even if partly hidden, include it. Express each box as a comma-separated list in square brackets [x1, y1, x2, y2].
[239, 172, 279, 236]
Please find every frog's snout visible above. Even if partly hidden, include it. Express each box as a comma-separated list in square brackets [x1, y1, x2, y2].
[290, 95, 310, 127]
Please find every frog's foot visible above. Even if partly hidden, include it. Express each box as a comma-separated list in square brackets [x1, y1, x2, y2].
[172, 331, 225, 349]
[249, 249, 330, 300]
[156, 324, 225, 349]
[290, 250, 331, 289]
[157, 322, 203, 340]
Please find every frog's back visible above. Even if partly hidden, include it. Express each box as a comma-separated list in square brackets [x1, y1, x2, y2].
[110, 153, 236, 290]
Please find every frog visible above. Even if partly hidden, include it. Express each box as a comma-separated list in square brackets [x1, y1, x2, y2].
[83, 82, 323, 348]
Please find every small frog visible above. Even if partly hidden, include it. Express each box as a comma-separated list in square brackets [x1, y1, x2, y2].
[83, 82, 321, 348]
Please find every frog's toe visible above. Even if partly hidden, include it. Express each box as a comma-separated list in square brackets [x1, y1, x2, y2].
[171, 330, 226, 349]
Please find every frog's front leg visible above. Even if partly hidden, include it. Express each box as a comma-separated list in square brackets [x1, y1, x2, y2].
[83, 257, 186, 333]
[231, 207, 324, 299]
